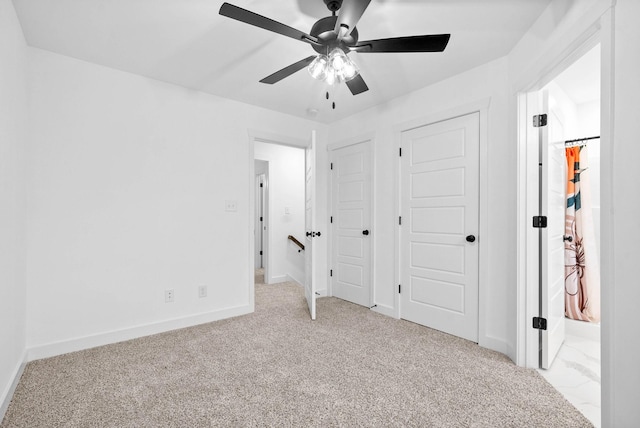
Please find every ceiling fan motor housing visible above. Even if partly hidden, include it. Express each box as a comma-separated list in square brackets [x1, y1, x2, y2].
[310, 16, 358, 54]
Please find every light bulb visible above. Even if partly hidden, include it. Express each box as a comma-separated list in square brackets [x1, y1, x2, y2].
[341, 59, 360, 82]
[308, 55, 328, 80]
[329, 48, 349, 74]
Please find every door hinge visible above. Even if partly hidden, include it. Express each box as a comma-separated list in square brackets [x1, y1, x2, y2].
[260, 216, 263, 222]
[398, 284, 401, 294]
[330, 216, 333, 223]
[330, 269, 333, 277]
[330, 162, 333, 170]
[533, 114, 548, 127]
[399, 216, 402, 225]
[399, 147, 402, 157]
[259, 250, 263, 255]
[532, 216, 547, 228]
[260, 183, 263, 187]
[532, 317, 547, 330]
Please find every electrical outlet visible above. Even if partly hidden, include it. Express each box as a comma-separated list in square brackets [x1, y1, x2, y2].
[165, 289, 175, 303]
[225, 200, 237, 212]
[198, 285, 207, 298]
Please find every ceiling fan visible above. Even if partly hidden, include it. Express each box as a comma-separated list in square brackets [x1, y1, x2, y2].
[219, 0, 450, 95]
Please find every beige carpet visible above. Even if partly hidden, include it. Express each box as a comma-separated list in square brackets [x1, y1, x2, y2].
[2, 278, 592, 427]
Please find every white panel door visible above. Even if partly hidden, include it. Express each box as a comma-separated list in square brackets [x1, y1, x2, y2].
[400, 113, 479, 342]
[540, 90, 566, 369]
[331, 141, 372, 307]
[304, 131, 317, 320]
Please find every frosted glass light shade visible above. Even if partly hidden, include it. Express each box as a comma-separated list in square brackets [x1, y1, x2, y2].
[329, 48, 349, 74]
[308, 55, 328, 80]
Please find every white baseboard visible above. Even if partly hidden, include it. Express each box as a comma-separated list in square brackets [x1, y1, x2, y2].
[268, 274, 288, 284]
[26, 304, 252, 362]
[0, 352, 26, 422]
[566, 318, 600, 342]
[286, 273, 304, 286]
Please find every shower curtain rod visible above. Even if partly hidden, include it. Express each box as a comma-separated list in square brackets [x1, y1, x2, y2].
[565, 135, 600, 146]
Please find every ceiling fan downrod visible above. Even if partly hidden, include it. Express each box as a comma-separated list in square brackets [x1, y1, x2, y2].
[324, 0, 342, 14]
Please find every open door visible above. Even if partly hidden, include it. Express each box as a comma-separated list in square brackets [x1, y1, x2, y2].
[530, 90, 566, 369]
[304, 131, 317, 320]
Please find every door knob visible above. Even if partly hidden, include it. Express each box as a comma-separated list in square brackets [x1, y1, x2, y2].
[316, 231, 321, 237]
[362, 230, 370, 236]
[306, 231, 311, 237]
[466, 235, 476, 243]
[563, 235, 573, 242]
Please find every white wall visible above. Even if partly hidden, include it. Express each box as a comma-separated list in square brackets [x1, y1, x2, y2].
[325, 57, 512, 356]
[608, 0, 640, 424]
[0, 0, 28, 414]
[254, 141, 305, 285]
[25, 48, 322, 359]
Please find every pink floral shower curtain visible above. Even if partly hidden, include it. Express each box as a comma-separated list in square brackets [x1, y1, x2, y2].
[565, 145, 600, 322]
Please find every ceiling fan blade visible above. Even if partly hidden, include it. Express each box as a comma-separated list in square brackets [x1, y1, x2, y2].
[334, 0, 371, 38]
[259, 56, 317, 85]
[351, 34, 451, 53]
[346, 74, 369, 95]
[219, 3, 318, 45]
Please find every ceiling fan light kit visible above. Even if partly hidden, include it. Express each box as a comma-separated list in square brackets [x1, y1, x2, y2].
[219, 0, 450, 97]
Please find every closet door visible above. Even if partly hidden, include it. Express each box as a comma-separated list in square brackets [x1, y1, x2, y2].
[400, 112, 479, 342]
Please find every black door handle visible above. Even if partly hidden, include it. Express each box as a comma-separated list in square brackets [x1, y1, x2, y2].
[563, 235, 573, 242]
[362, 230, 369, 236]
[316, 231, 321, 237]
[466, 235, 476, 243]
[306, 231, 311, 237]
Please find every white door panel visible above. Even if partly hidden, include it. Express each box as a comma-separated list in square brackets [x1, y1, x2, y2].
[540, 91, 566, 369]
[400, 113, 479, 342]
[304, 132, 317, 320]
[331, 141, 372, 307]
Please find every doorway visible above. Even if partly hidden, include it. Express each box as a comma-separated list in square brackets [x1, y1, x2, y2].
[520, 43, 601, 426]
[253, 140, 306, 286]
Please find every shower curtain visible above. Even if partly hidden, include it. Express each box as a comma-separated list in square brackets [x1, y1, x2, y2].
[565, 145, 600, 322]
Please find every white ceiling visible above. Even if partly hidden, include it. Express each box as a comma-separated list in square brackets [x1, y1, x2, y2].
[13, 0, 552, 123]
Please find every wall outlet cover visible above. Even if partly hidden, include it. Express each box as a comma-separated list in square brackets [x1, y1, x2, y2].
[198, 285, 207, 298]
[165, 289, 175, 303]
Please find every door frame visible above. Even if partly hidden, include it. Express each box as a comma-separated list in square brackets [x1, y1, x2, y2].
[514, 20, 612, 369]
[393, 98, 491, 346]
[248, 129, 312, 311]
[327, 133, 375, 304]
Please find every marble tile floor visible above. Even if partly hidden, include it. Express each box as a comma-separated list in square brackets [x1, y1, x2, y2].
[539, 334, 601, 427]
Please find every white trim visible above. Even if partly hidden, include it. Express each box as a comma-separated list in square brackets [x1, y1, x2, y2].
[0, 353, 26, 422]
[326, 132, 376, 152]
[270, 274, 289, 284]
[285, 274, 303, 287]
[26, 304, 252, 362]
[392, 97, 492, 342]
[598, 7, 615, 427]
[514, 5, 614, 369]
